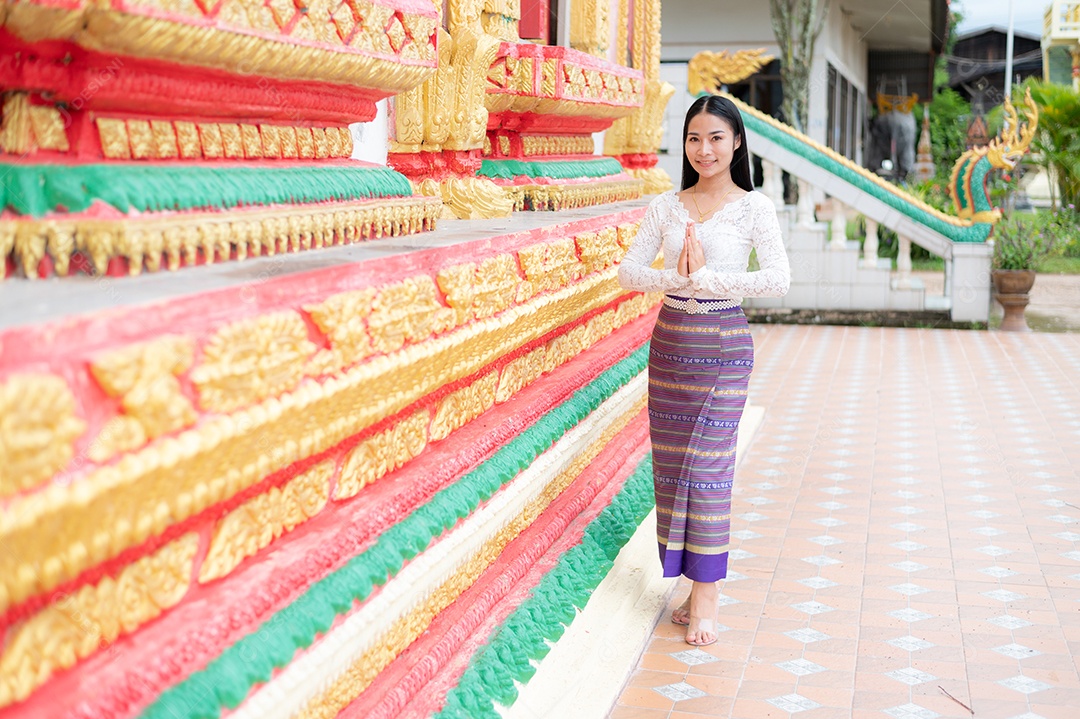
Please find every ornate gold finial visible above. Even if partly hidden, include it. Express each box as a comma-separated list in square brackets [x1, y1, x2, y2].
[876, 93, 919, 115]
[687, 49, 775, 94]
[986, 87, 1039, 170]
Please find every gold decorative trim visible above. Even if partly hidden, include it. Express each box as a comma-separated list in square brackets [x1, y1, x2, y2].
[88, 336, 198, 463]
[431, 372, 500, 441]
[294, 392, 648, 719]
[424, 177, 514, 219]
[522, 135, 595, 156]
[503, 179, 644, 211]
[0, 93, 69, 155]
[0, 274, 657, 614]
[95, 119, 352, 161]
[570, 0, 610, 58]
[1, 197, 442, 279]
[0, 374, 86, 500]
[3, 2, 437, 92]
[335, 409, 431, 500]
[687, 49, 775, 94]
[0, 533, 198, 708]
[198, 461, 333, 583]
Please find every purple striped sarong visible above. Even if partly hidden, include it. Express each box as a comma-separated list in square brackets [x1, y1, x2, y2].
[647, 301, 753, 582]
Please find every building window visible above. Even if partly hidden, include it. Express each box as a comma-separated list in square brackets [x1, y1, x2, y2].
[826, 62, 863, 163]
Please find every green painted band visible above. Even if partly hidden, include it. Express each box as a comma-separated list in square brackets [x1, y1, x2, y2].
[434, 454, 655, 719]
[478, 158, 626, 180]
[0, 163, 414, 218]
[139, 343, 650, 719]
[738, 110, 992, 243]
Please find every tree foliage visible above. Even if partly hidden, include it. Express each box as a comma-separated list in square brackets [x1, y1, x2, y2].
[769, 0, 829, 134]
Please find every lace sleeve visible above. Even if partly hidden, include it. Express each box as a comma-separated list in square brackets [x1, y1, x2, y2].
[617, 196, 691, 293]
[689, 194, 791, 298]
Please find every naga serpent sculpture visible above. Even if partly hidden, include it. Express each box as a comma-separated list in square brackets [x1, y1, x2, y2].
[949, 87, 1039, 225]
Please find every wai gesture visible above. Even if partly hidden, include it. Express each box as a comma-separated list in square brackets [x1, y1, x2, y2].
[677, 222, 706, 277]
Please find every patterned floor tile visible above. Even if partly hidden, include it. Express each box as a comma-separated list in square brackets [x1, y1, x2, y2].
[614, 326, 1080, 719]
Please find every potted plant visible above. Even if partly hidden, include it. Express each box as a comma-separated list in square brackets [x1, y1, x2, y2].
[991, 213, 1057, 331]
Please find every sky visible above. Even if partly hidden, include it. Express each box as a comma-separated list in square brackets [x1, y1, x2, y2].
[954, 0, 1046, 39]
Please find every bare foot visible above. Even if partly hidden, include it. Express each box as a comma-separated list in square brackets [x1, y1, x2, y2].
[671, 595, 691, 625]
[685, 580, 719, 646]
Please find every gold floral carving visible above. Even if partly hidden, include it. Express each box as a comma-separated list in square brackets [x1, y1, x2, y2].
[517, 237, 583, 299]
[0, 533, 198, 709]
[294, 393, 647, 719]
[191, 312, 317, 413]
[687, 49, 775, 94]
[430, 371, 499, 441]
[1, 198, 441, 279]
[0, 254, 657, 613]
[335, 409, 431, 500]
[437, 254, 522, 326]
[522, 135, 595, 157]
[86, 336, 197, 463]
[495, 347, 546, 403]
[2, 1, 437, 91]
[199, 461, 333, 583]
[576, 227, 621, 275]
[96, 119, 353, 161]
[0, 374, 86, 499]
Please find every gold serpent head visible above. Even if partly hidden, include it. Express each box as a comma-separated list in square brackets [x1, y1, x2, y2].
[986, 87, 1039, 170]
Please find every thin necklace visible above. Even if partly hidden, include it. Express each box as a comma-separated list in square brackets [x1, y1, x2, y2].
[691, 184, 736, 222]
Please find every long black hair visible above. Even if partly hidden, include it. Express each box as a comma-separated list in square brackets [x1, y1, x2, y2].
[680, 95, 754, 192]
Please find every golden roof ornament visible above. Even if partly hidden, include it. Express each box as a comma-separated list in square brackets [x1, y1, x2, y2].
[688, 49, 775, 95]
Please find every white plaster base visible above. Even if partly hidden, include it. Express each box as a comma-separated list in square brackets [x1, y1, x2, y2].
[501, 405, 765, 719]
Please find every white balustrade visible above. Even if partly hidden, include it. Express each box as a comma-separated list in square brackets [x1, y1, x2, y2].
[796, 179, 816, 226]
[829, 198, 847, 249]
[862, 219, 879, 267]
[896, 233, 913, 288]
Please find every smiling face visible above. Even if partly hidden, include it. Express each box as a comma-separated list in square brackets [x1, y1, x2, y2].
[684, 111, 740, 182]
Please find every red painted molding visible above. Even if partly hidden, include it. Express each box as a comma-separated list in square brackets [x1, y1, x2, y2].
[0, 309, 658, 719]
[386, 150, 484, 181]
[614, 153, 660, 170]
[0, 30, 391, 127]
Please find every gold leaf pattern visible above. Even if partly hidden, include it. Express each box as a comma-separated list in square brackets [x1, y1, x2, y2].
[335, 409, 430, 500]
[0, 375, 86, 499]
[191, 312, 317, 413]
[199, 461, 333, 583]
[430, 371, 499, 441]
[88, 336, 197, 462]
[0, 533, 197, 708]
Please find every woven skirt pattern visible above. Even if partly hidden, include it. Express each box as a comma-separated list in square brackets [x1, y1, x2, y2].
[647, 303, 753, 582]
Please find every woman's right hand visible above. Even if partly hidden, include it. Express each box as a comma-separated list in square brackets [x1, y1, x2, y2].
[677, 224, 691, 277]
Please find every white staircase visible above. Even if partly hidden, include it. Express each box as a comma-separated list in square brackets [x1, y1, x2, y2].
[728, 95, 993, 323]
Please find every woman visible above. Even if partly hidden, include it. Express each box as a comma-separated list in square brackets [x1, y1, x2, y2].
[617, 95, 790, 646]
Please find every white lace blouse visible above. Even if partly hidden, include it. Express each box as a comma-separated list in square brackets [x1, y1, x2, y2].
[617, 190, 791, 302]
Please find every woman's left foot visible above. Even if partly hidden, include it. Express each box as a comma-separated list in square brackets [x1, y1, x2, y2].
[685, 580, 719, 646]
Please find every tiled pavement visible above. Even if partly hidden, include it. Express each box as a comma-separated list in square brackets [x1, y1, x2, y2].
[609, 325, 1080, 719]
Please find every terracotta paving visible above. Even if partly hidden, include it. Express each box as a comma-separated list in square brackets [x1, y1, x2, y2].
[609, 325, 1080, 719]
